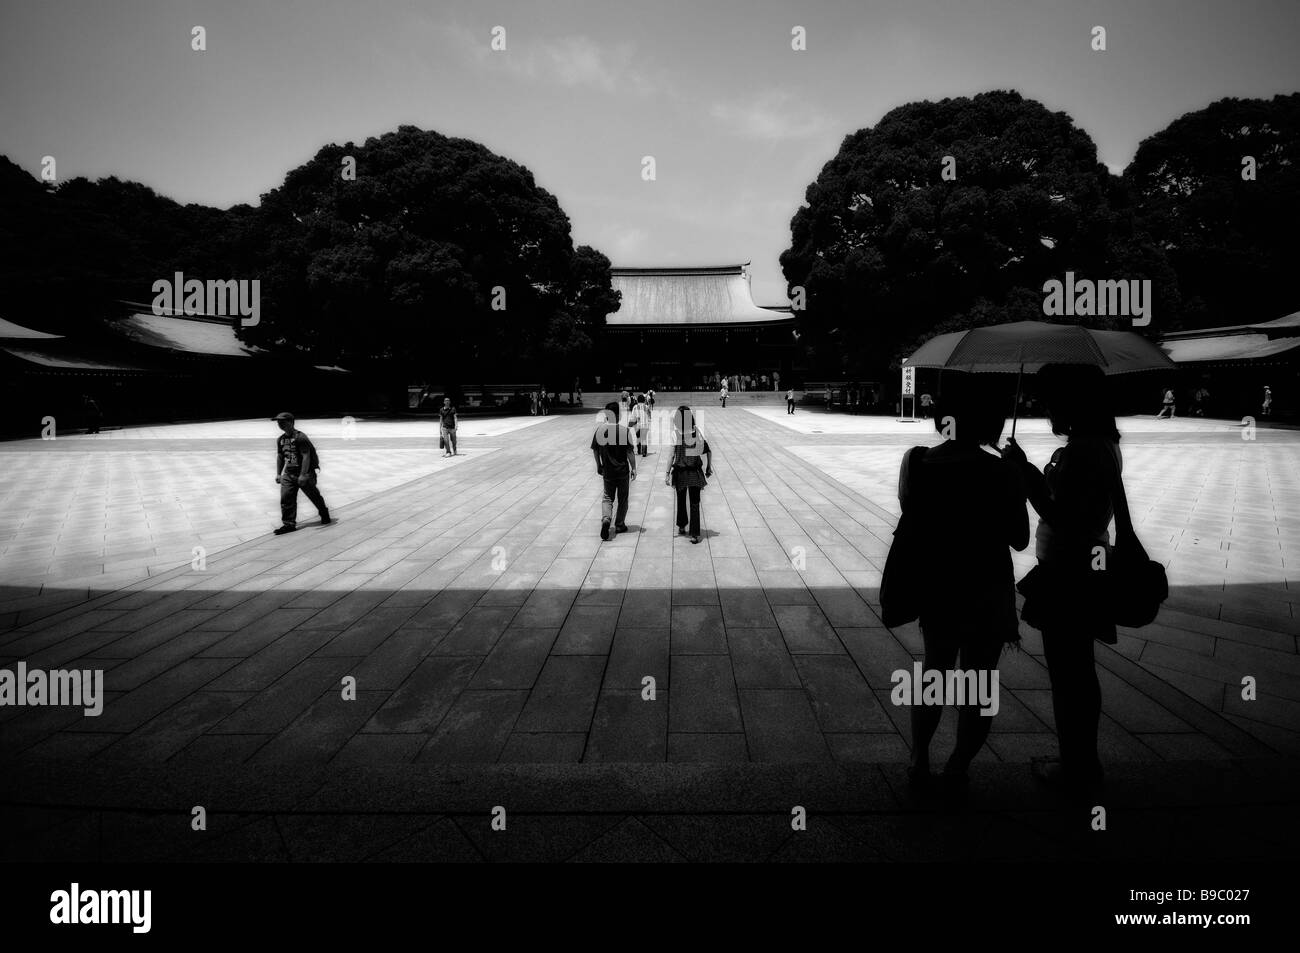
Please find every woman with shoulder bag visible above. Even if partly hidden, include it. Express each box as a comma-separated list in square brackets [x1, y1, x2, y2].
[666, 406, 712, 543]
[1002, 364, 1165, 796]
[884, 375, 1029, 802]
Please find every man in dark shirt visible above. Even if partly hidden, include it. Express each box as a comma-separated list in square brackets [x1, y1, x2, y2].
[273, 412, 330, 534]
[438, 398, 458, 456]
[591, 401, 637, 540]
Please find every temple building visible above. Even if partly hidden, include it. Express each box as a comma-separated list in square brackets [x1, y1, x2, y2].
[0, 307, 352, 437]
[598, 264, 799, 391]
[1160, 310, 1300, 419]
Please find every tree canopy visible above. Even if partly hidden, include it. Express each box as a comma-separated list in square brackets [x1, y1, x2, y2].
[245, 126, 615, 378]
[0, 127, 616, 381]
[781, 90, 1173, 375]
[0, 156, 255, 334]
[1123, 93, 1300, 332]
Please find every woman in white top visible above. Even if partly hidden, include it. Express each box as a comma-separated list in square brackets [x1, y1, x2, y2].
[1004, 364, 1123, 796]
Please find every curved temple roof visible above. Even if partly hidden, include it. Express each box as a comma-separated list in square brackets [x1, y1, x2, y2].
[113, 312, 262, 357]
[0, 317, 63, 340]
[607, 265, 792, 326]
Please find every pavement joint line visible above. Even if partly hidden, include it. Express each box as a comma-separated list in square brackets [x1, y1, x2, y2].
[8, 801, 1298, 817]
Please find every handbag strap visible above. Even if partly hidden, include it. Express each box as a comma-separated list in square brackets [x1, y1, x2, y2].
[901, 446, 926, 511]
[1104, 442, 1141, 550]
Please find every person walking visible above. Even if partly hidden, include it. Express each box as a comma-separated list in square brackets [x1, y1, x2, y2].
[272, 412, 330, 535]
[897, 375, 1028, 802]
[630, 393, 651, 457]
[666, 406, 712, 544]
[786, 387, 795, 415]
[591, 401, 636, 540]
[1155, 387, 1175, 419]
[439, 398, 458, 456]
[719, 379, 728, 408]
[1192, 385, 1210, 417]
[1003, 364, 1123, 798]
[82, 394, 103, 434]
[1262, 385, 1273, 418]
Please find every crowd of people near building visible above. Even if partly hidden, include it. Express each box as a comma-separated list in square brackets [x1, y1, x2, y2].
[602, 371, 786, 394]
[704, 371, 782, 392]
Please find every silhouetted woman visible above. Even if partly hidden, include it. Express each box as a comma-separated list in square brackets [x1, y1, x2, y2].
[900, 374, 1029, 800]
[1003, 363, 1121, 795]
[666, 406, 712, 543]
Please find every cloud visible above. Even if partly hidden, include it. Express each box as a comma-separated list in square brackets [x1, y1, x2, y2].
[435, 23, 671, 97]
[609, 227, 649, 259]
[710, 90, 841, 142]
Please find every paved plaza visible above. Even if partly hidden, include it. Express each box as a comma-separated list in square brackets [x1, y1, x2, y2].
[1, 405, 1298, 861]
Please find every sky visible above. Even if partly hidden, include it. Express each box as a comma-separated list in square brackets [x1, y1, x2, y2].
[2, 0, 1298, 304]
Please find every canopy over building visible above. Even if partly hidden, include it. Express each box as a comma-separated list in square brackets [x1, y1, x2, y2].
[599, 264, 799, 391]
[1159, 310, 1300, 418]
[1161, 310, 1300, 367]
[0, 315, 151, 376]
[0, 308, 350, 437]
[0, 316, 63, 340]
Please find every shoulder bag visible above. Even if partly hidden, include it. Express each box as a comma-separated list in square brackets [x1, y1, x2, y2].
[879, 446, 927, 628]
[1099, 445, 1168, 627]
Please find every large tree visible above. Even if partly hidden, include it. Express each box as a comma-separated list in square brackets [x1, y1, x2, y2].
[781, 91, 1139, 377]
[0, 157, 258, 334]
[245, 125, 615, 379]
[1123, 93, 1300, 331]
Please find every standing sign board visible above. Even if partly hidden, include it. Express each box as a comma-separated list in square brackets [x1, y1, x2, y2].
[898, 364, 917, 421]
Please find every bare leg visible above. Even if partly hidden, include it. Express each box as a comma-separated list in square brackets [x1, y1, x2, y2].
[911, 627, 959, 774]
[946, 640, 1004, 775]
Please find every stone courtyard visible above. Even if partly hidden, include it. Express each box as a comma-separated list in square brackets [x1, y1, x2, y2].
[1, 406, 1297, 861]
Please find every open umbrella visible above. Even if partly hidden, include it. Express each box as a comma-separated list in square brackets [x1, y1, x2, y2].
[904, 321, 1176, 435]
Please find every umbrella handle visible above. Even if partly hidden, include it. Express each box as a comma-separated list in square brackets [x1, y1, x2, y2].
[1010, 361, 1023, 440]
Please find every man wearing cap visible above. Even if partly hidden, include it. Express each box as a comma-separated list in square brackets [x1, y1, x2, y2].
[273, 412, 330, 535]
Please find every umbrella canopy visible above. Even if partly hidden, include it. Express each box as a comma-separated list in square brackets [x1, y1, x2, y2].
[906, 321, 1175, 375]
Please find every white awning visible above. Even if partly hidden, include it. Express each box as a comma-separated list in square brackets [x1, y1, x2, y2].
[0, 317, 63, 340]
[1161, 333, 1300, 364]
